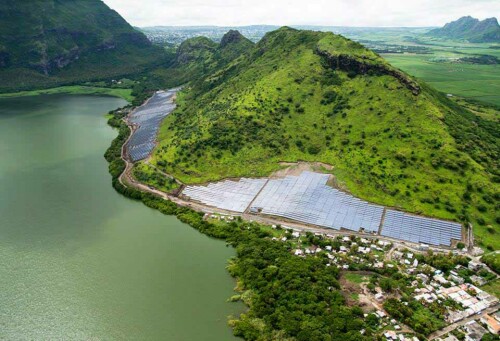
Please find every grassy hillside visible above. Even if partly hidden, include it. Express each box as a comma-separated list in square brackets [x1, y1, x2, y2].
[152, 27, 499, 250]
[0, 0, 165, 92]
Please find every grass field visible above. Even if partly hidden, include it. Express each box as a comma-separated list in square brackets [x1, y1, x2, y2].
[0, 85, 134, 102]
[344, 272, 369, 284]
[481, 278, 500, 299]
[337, 28, 500, 106]
[384, 54, 500, 106]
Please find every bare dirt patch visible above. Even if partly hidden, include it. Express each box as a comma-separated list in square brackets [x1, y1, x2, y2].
[273, 161, 333, 178]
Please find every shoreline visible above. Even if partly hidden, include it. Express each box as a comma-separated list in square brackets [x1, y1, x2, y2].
[104, 93, 498, 340]
[0, 85, 134, 102]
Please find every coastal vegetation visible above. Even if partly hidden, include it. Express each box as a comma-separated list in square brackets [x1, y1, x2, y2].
[104, 105, 374, 341]
[133, 162, 179, 193]
[150, 28, 499, 250]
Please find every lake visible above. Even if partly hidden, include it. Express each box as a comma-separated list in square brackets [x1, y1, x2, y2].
[0, 94, 242, 340]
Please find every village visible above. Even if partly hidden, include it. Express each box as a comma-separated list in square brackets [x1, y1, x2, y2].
[206, 213, 500, 341]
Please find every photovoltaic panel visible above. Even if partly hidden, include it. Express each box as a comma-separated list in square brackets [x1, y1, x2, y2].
[126, 88, 180, 162]
[182, 178, 268, 213]
[380, 209, 462, 246]
[250, 171, 384, 232]
[180, 170, 463, 247]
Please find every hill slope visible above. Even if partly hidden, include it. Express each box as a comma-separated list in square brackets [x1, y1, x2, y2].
[0, 0, 164, 92]
[151, 30, 254, 88]
[152, 28, 499, 249]
[427, 16, 500, 42]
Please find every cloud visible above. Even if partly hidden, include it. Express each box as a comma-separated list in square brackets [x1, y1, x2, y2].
[102, 0, 500, 27]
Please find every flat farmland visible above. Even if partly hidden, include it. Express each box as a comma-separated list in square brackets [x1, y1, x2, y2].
[384, 54, 500, 106]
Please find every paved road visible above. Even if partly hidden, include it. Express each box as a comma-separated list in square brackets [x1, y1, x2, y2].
[428, 304, 500, 340]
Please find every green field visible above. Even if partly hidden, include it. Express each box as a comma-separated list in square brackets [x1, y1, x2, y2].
[384, 54, 500, 106]
[344, 273, 369, 284]
[0, 85, 134, 102]
[337, 28, 500, 106]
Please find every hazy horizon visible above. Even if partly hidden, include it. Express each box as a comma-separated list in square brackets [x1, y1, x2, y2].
[102, 0, 500, 28]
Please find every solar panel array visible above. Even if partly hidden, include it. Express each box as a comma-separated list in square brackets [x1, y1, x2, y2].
[180, 171, 463, 246]
[182, 178, 268, 213]
[381, 209, 462, 246]
[250, 171, 384, 233]
[126, 89, 178, 162]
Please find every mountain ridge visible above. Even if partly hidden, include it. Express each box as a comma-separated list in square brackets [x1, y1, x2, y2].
[427, 16, 500, 42]
[0, 0, 165, 92]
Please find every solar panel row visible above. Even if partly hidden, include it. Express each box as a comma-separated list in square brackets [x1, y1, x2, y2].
[182, 178, 268, 213]
[126, 89, 179, 162]
[180, 171, 463, 247]
[380, 210, 462, 246]
[251, 171, 384, 233]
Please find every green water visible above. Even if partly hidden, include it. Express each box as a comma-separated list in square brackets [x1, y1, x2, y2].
[0, 95, 242, 340]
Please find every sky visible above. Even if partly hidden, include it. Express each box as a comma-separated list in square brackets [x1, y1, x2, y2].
[102, 0, 500, 28]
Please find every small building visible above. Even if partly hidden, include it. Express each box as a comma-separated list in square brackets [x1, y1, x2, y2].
[417, 273, 429, 283]
[419, 244, 429, 251]
[434, 274, 449, 285]
[383, 330, 397, 340]
[470, 275, 487, 286]
[449, 274, 465, 285]
[468, 261, 483, 272]
[464, 321, 488, 341]
[494, 311, 500, 322]
[378, 240, 390, 247]
[480, 314, 500, 335]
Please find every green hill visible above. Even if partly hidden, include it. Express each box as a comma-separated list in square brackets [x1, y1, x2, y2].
[151, 30, 254, 88]
[0, 0, 165, 92]
[427, 16, 500, 43]
[151, 27, 499, 250]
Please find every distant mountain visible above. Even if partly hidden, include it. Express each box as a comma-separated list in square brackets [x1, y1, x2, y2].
[427, 16, 500, 42]
[0, 0, 165, 92]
